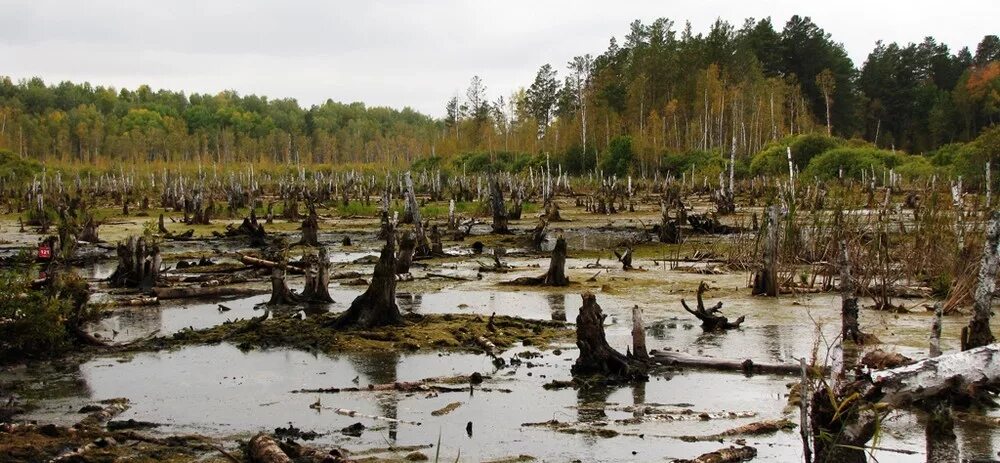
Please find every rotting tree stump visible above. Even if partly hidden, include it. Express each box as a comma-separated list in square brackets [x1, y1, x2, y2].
[681, 281, 745, 331]
[571, 292, 648, 382]
[297, 212, 320, 247]
[503, 236, 570, 286]
[490, 177, 510, 234]
[301, 247, 334, 304]
[329, 227, 404, 329]
[394, 231, 416, 274]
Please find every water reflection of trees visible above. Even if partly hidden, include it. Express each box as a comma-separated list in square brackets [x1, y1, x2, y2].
[546, 293, 566, 322]
[345, 351, 401, 440]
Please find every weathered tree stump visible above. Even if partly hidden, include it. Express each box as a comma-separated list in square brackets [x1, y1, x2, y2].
[248, 433, 292, 463]
[298, 212, 320, 247]
[681, 282, 745, 330]
[751, 205, 779, 297]
[429, 225, 444, 256]
[267, 257, 301, 306]
[531, 219, 548, 251]
[330, 227, 404, 329]
[614, 246, 633, 270]
[490, 177, 509, 234]
[394, 231, 416, 274]
[108, 236, 161, 290]
[962, 210, 1000, 350]
[543, 236, 569, 286]
[78, 217, 100, 243]
[571, 292, 647, 381]
[301, 248, 334, 303]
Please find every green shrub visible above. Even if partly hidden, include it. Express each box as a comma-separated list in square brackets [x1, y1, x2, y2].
[0, 260, 94, 362]
[452, 151, 543, 174]
[660, 149, 724, 176]
[600, 136, 635, 177]
[750, 133, 845, 176]
[0, 149, 43, 182]
[802, 147, 899, 180]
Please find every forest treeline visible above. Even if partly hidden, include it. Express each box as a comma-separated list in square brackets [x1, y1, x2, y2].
[0, 15, 997, 176]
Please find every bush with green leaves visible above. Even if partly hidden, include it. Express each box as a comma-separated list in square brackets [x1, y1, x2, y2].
[452, 151, 543, 174]
[659, 149, 726, 177]
[0, 148, 43, 182]
[0, 257, 95, 362]
[750, 134, 845, 176]
[600, 136, 635, 177]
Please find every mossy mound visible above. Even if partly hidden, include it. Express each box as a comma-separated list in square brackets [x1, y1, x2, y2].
[157, 312, 570, 354]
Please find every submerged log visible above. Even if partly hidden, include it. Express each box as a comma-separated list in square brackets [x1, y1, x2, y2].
[681, 281, 745, 330]
[330, 227, 404, 329]
[248, 433, 292, 463]
[674, 445, 757, 463]
[571, 292, 647, 381]
[651, 350, 803, 375]
[962, 210, 1000, 350]
[152, 286, 265, 300]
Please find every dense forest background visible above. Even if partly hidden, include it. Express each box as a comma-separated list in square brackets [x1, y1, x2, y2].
[0, 15, 997, 179]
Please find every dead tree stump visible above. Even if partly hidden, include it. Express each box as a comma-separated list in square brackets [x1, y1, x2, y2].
[297, 212, 320, 247]
[108, 236, 161, 290]
[331, 227, 404, 329]
[681, 282, 745, 331]
[543, 236, 569, 286]
[751, 205, 779, 296]
[267, 258, 301, 306]
[490, 177, 510, 234]
[301, 248, 334, 303]
[395, 231, 416, 274]
[615, 246, 633, 270]
[571, 292, 647, 381]
[962, 210, 1000, 350]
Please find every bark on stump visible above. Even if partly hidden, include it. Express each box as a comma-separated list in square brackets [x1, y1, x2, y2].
[571, 292, 647, 381]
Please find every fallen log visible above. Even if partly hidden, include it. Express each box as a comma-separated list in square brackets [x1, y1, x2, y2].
[76, 398, 129, 428]
[679, 419, 795, 441]
[334, 408, 421, 426]
[249, 433, 292, 463]
[674, 445, 757, 463]
[650, 350, 804, 376]
[152, 286, 266, 300]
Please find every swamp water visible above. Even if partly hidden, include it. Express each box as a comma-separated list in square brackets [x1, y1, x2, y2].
[9, 261, 1000, 461]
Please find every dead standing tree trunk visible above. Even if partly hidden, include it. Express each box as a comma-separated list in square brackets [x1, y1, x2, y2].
[571, 292, 648, 381]
[108, 236, 160, 290]
[681, 281, 745, 331]
[751, 204, 779, 296]
[840, 242, 875, 344]
[962, 210, 1000, 350]
[490, 176, 510, 234]
[394, 231, 416, 274]
[403, 171, 431, 256]
[330, 227, 404, 329]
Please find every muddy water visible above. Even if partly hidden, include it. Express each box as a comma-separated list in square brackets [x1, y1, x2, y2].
[12, 255, 1000, 461]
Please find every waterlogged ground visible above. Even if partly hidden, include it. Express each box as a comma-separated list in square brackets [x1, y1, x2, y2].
[4, 201, 1000, 461]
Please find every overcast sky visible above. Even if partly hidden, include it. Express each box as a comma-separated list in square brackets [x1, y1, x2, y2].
[1, 0, 996, 117]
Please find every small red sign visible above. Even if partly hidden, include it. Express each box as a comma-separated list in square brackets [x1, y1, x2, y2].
[38, 244, 51, 260]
